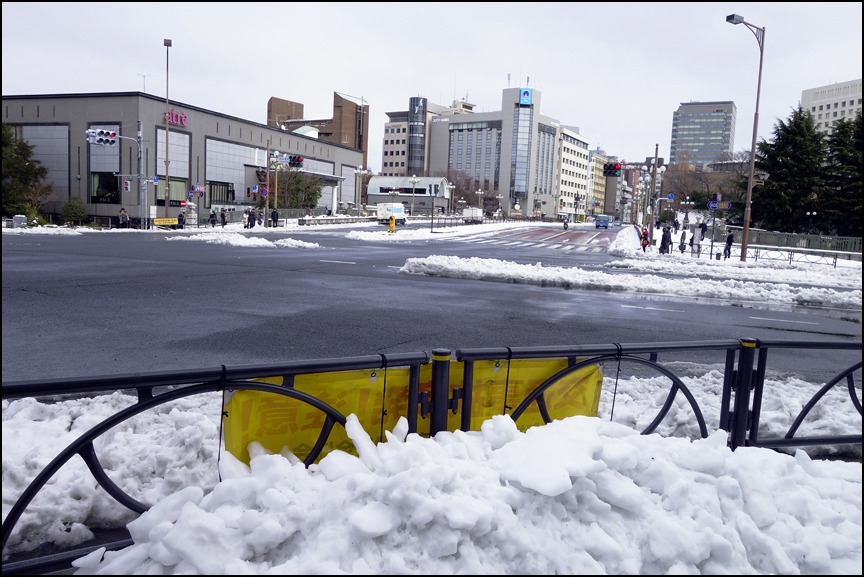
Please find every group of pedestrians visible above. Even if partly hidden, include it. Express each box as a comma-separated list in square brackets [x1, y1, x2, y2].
[640, 217, 734, 259]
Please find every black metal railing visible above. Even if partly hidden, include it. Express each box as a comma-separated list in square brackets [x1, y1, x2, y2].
[2, 339, 861, 574]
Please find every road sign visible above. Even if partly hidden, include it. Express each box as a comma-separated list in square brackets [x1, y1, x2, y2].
[277, 155, 291, 164]
[153, 176, 159, 184]
[708, 201, 718, 210]
[180, 200, 187, 208]
[260, 188, 268, 197]
[188, 190, 195, 199]
[719, 201, 732, 210]
[667, 193, 674, 200]
[251, 185, 258, 192]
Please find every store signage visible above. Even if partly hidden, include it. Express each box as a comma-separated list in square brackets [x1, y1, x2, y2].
[164, 109, 188, 127]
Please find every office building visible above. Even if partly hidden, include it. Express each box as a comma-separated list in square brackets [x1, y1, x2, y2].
[2, 92, 362, 224]
[801, 78, 862, 136]
[669, 101, 736, 170]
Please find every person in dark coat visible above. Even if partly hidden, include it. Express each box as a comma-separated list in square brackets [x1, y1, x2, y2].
[270, 209, 279, 228]
[220, 208, 227, 228]
[659, 226, 673, 255]
[247, 208, 256, 229]
[176, 211, 185, 229]
[209, 210, 217, 227]
[724, 231, 734, 259]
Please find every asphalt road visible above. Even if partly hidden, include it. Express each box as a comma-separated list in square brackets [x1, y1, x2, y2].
[2, 223, 860, 384]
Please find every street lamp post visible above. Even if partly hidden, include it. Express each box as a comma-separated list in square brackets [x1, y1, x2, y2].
[727, 13, 765, 262]
[446, 183, 455, 215]
[355, 166, 370, 217]
[806, 211, 817, 235]
[496, 194, 503, 219]
[642, 143, 667, 245]
[163, 38, 172, 218]
[682, 196, 695, 225]
[409, 174, 419, 217]
[475, 189, 484, 211]
[269, 150, 281, 223]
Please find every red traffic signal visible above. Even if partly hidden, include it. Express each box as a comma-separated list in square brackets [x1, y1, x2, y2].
[96, 129, 117, 145]
[289, 155, 304, 167]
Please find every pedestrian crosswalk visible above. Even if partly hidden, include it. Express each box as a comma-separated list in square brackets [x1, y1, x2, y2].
[449, 235, 606, 253]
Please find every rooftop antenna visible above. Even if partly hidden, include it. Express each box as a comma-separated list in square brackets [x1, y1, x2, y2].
[137, 73, 148, 93]
[507, 73, 511, 88]
[527, 75, 530, 87]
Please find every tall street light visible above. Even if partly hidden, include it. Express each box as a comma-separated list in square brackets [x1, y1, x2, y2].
[446, 183, 455, 214]
[727, 13, 765, 262]
[409, 174, 419, 216]
[641, 144, 665, 244]
[355, 166, 370, 217]
[475, 188, 484, 210]
[806, 211, 817, 235]
[682, 196, 695, 225]
[163, 39, 172, 218]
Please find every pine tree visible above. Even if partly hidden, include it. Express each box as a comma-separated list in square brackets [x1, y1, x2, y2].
[821, 111, 862, 237]
[752, 107, 828, 233]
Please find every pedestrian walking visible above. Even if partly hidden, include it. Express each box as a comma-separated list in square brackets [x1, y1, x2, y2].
[673, 219, 679, 234]
[724, 231, 734, 260]
[209, 210, 217, 227]
[270, 208, 279, 228]
[247, 208, 256, 229]
[257, 210, 264, 226]
[679, 228, 687, 253]
[659, 226, 672, 255]
[177, 211, 185, 230]
[220, 208, 227, 228]
[699, 219, 708, 241]
[640, 227, 650, 253]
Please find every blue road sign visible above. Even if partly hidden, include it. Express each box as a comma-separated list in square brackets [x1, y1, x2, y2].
[667, 193, 674, 200]
[708, 201, 719, 210]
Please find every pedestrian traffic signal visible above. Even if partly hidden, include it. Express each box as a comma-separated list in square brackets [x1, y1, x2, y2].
[288, 155, 304, 168]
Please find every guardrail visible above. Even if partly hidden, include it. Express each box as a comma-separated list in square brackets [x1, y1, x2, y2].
[2, 338, 861, 574]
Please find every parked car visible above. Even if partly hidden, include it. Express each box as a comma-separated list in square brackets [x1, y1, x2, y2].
[613, 219, 622, 227]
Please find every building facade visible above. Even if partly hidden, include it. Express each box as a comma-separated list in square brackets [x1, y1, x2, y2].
[269, 92, 369, 171]
[801, 78, 862, 136]
[669, 101, 736, 170]
[2, 92, 363, 224]
[557, 126, 593, 221]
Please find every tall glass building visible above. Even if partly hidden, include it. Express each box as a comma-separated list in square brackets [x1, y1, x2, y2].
[669, 101, 736, 170]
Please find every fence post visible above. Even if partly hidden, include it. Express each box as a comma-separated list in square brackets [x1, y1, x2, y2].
[429, 349, 452, 436]
[729, 339, 758, 450]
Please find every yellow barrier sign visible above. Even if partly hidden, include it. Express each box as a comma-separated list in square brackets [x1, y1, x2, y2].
[153, 217, 178, 226]
[222, 359, 603, 465]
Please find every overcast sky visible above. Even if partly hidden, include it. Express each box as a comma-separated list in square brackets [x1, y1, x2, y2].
[2, 3, 861, 172]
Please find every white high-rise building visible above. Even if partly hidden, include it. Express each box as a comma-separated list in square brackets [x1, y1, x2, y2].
[801, 78, 862, 136]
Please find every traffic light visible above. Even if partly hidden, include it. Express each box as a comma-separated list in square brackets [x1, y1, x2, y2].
[96, 129, 117, 145]
[603, 162, 622, 177]
[86, 129, 116, 145]
[289, 155, 304, 168]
